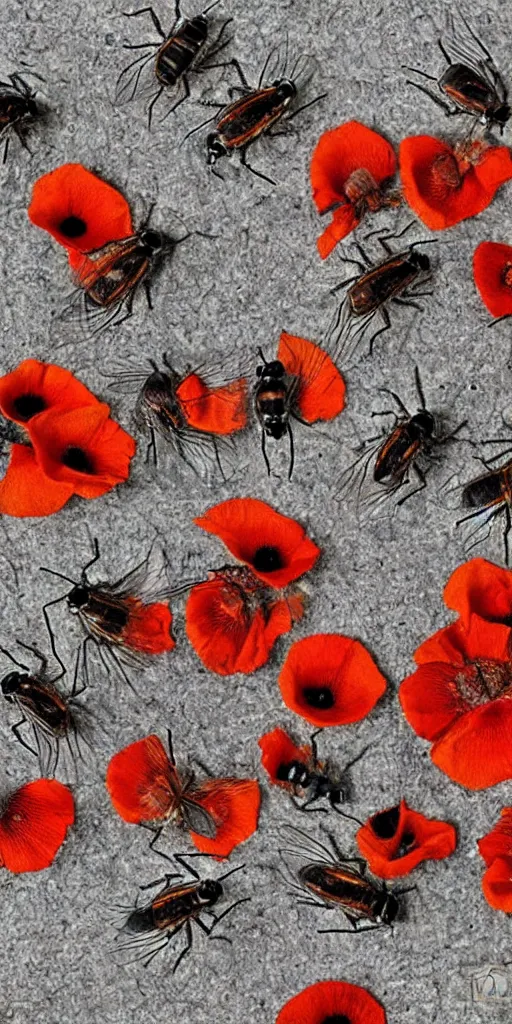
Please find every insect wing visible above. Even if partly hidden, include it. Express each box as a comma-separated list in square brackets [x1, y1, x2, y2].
[181, 795, 218, 838]
[105, 544, 173, 604]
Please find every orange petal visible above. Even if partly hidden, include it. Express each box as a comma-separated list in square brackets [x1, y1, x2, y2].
[123, 599, 175, 654]
[258, 727, 312, 788]
[430, 699, 512, 789]
[29, 405, 136, 499]
[277, 332, 346, 423]
[276, 980, 387, 1024]
[189, 778, 260, 859]
[0, 444, 73, 517]
[478, 807, 512, 866]
[444, 558, 512, 628]
[481, 856, 512, 912]
[473, 241, 512, 318]
[399, 662, 465, 741]
[413, 615, 511, 667]
[317, 204, 360, 258]
[356, 799, 457, 879]
[278, 633, 387, 728]
[0, 359, 100, 425]
[195, 497, 321, 589]
[176, 373, 248, 435]
[106, 735, 174, 823]
[28, 163, 133, 252]
[400, 135, 512, 230]
[0, 779, 74, 873]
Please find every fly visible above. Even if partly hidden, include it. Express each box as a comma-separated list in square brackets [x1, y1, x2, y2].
[457, 439, 512, 563]
[337, 367, 466, 511]
[113, 856, 248, 969]
[405, 13, 510, 132]
[327, 226, 434, 364]
[0, 72, 42, 163]
[274, 729, 368, 815]
[185, 46, 326, 184]
[279, 826, 407, 934]
[117, 1, 232, 127]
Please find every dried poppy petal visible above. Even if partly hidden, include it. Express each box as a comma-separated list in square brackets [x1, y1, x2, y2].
[400, 615, 512, 788]
[473, 242, 512, 319]
[399, 135, 512, 230]
[278, 633, 387, 728]
[121, 598, 175, 654]
[28, 163, 133, 252]
[185, 570, 303, 676]
[189, 778, 260, 859]
[276, 979, 387, 1024]
[277, 332, 346, 423]
[29, 404, 136, 499]
[0, 359, 100, 426]
[195, 498, 321, 589]
[0, 443, 74, 518]
[258, 727, 312, 788]
[0, 779, 74, 873]
[176, 373, 248, 434]
[444, 558, 512, 628]
[481, 856, 512, 912]
[356, 799, 457, 879]
[311, 121, 398, 258]
[106, 734, 174, 824]
[478, 807, 512, 866]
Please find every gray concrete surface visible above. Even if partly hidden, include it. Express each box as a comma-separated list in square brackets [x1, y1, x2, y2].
[0, 0, 511, 1021]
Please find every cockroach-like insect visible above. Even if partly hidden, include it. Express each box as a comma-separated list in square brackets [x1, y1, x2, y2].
[0, 640, 86, 776]
[0, 72, 41, 163]
[185, 46, 326, 184]
[279, 826, 409, 934]
[107, 352, 247, 481]
[457, 439, 512, 564]
[274, 729, 369, 815]
[60, 209, 182, 333]
[117, 0, 232, 127]
[327, 226, 434, 364]
[404, 13, 510, 133]
[40, 539, 175, 691]
[113, 856, 248, 969]
[337, 367, 466, 512]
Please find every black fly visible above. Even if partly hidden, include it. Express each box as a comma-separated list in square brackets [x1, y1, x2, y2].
[0, 72, 42, 162]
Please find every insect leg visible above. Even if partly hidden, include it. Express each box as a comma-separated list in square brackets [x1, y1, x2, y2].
[287, 422, 295, 481]
[11, 718, 38, 757]
[239, 147, 276, 186]
[123, 7, 166, 38]
[145, 427, 158, 467]
[2, 135, 9, 164]
[81, 537, 101, 579]
[173, 853, 201, 880]
[504, 504, 511, 566]
[291, 795, 328, 814]
[310, 729, 322, 763]
[41, 597, 68, 670]
[16, 640, 49, 677]
[401, 64, 438, 82]
[143, 278, 153, 310]
[330, 273, 361, 294]
[138, 871, 183, 892]
[147, 86, 164, 130]
[201, 897, 251, 934]
[190, 756, 214, 778]
[404, 79, 460, 115]
[285, 92, 328, 122]
[392, 295, 424, 312]
[199, 18, 233, 64]
[172, 921, 193, 974]
[397, 463, 429, 507]
[377, 387, 410, 417]
[437, 38, 452, 65]
[260, 429, 271, 477]
[368, 308, 391, 356]
[0, 646, 30, 672]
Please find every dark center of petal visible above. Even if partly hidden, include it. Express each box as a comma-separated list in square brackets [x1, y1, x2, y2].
[430, 152, 462, 194]
[371, 805, 400, 839]
[504, 264, 512, 288]
[302, 685, 335, 710]
[322, 1017, 351, 1024]
[62, 446, 94, 473]
[58, 215, 87, 238]
[396, 830, 416, 858]
[12, 392, 46, 421]
[454, 659, 512, 708]
[253, 545, 283, 573]
[276, 761, 294, 782]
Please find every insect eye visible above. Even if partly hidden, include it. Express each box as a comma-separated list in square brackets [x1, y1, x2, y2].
[1, 672, 21, 694]
[68, 586, 88, 609]
[141, 229, 162, 251]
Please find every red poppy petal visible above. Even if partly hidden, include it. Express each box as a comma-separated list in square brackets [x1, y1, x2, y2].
[195, 498, 321, 588]
[276, 979, 387, 1024]
[278, 633, 387, 728]
[176, 373, 248, 435]
[277, 332, 346, 422]
[400, 136, 512, 230]
[311, 121, 397, 214]
[123, 599, 175, 654]
[0, 779, 74, 873]
[399, 663, 467, 741]
[356, 799, 457, 879]
[430, 699, 512, 789]
[106, 735, 173, 823]
[189, 779, 260, 859]
[317, 204, 360, 258]
[258, 727, 312, 787]
[478, 808, 512, 866]
[0, 359, 100, 425]
[481, 857, 512, 912]
[414, 615, 511, 666]
[0, 444, 74, 518]
[29, 405, 136, 499]
[444, 558, 512, 628]
[28, 163, 133, 252]
[473, 241, 512, 318]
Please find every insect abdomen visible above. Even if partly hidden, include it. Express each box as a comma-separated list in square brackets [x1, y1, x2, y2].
[374, 426, 421, 483]
[156, 18, 208, 86]
[217, 89, 288, 148]
[462, 470, 506, 510]
[440, 63, 494, 115]
[349, 259, 419, 315]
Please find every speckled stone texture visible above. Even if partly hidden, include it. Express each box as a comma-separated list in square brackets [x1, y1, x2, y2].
[0, 0, 511, 1021]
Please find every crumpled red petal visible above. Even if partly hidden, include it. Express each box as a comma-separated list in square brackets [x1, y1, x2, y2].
[0, 359, 100, 426]
[277, 332, 346, 423]
[473, 241, 512, 319]
[0, 443, 74, 518]
[28, 163, 133, 252]
[444, 558, 512, 628]
[356, 799, 457, 879]
[188, 778, 260, 859]
[0, 779, 74, 873]
[176, 373, 248, 434]
[106, 734, 173, 824]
